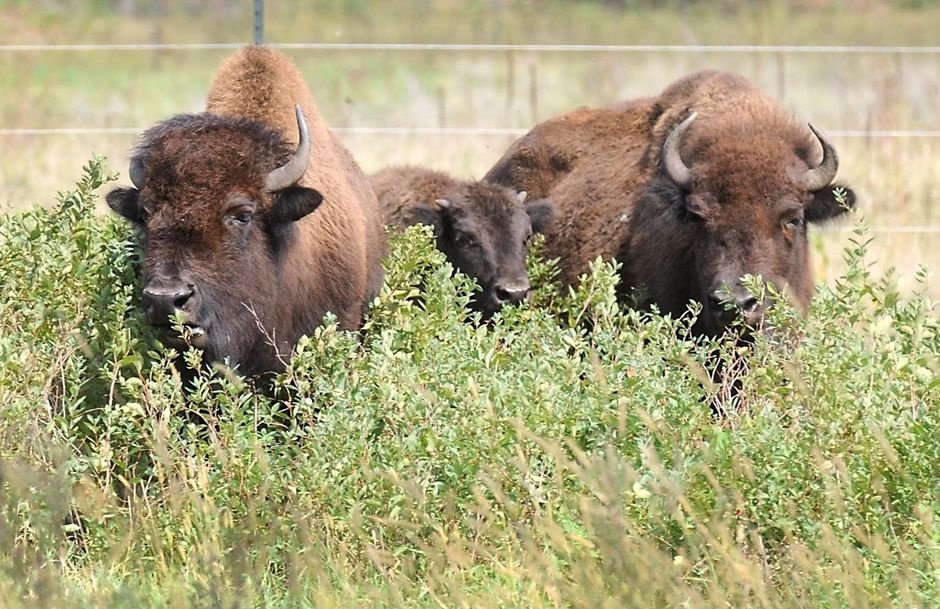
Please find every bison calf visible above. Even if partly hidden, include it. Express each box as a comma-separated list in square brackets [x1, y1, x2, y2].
[106, 47, 386, 376]
[370, 165, 555, 315]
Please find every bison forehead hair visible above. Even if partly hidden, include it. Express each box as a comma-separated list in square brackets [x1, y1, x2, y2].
[447, 182, 527, 227]
[134, 113, 294, 207]
[686, 134, 812, 221]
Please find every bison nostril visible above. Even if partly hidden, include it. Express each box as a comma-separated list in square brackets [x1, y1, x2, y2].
[739, 296, 761, 314]
[142, 283, 195, 324]
[173, 290, 193, 309]
[494, 284, 530, 304]
[709, 291, 729, 310]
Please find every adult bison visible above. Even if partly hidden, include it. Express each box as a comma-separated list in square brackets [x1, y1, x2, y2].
[370, 165, 555, 315]
[486, 70, 856, 336]
[106, 47, 386, 376]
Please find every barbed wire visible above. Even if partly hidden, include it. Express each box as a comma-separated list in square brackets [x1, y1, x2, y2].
[3, 42, 940, 54]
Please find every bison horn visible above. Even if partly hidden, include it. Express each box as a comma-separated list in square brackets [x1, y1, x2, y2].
[265, 104, 312, 192]
[663, 112, 696, 190]
[129, 157, 146, 190]
[801, 124, 839, 192]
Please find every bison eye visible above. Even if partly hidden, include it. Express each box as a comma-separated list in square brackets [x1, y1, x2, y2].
[454, 233, 476, 248]
[785, 216, 804, 230]
[228, 211, 253, 227]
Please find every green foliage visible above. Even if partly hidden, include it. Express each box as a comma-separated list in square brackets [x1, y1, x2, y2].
[0, 159, 937, 607]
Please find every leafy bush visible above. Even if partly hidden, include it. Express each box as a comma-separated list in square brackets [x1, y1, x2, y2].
[0, 158, 936, 607]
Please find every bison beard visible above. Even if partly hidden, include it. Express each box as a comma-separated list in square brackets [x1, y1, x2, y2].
[485, 70, 857, 337]
[107, 47, 386, 377]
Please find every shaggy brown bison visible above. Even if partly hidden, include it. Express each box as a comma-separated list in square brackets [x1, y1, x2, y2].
[106, 47, 386, 376]
[486, 70, 856, 335]
[369, 165, 555, 315]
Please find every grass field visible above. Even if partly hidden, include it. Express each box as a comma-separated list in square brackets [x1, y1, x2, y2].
[0, 2, 939, 606]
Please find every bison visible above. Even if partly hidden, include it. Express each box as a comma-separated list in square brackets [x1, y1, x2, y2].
[106, 47, 387, 376]
[369, 165, 555, 315]
[486, 70, 856, 336]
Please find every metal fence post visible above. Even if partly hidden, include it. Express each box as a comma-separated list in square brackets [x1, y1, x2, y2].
[254, 0, 264, 45]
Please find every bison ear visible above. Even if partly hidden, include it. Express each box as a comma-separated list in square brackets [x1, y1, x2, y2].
[268, 186, 324, 224]
[526, 197, 556, 234]
[806, 183, 856, 224]
[106, 187, 144, 224]
[404, 202, 445, 237]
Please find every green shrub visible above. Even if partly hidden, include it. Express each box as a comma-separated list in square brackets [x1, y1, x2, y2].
[0, 158, 936, 607]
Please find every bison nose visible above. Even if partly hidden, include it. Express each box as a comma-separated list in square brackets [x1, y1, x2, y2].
[710, 289, 766, 328]
[737, 294, 765, 327]
[142, 282, 195, 326]
[709, 290, 729, 311]
[494, 282, 530, 305]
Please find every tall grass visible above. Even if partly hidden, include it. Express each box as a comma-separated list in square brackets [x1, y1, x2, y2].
[0, 158, 936, 607]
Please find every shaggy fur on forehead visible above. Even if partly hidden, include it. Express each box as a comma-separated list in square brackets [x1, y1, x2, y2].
[452, 181, 525, 218]
[369, 165, 530, 231]
[134, 113, 292, 203]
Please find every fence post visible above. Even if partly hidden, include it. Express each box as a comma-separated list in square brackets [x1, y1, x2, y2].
[776, 51, 785, 101]
[254, 0, 265, 45]
[437, 86, 447, 130]
[529, 61, 538, 124]
[506, 48, 516, 110]
[151, 0, 167, 70]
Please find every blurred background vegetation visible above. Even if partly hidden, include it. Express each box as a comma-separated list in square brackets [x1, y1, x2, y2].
[1, 0, 938, 296]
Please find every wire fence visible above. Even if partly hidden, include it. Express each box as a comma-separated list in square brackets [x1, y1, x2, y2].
[4, 42, 940, 54]
[2, 36, 939, 235]
[4, 41, 940, 140]
[5, 127, 940, 138]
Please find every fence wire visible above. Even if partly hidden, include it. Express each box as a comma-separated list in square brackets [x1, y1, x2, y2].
[4, 42, 940, 54]
[5, 127, 940, 138]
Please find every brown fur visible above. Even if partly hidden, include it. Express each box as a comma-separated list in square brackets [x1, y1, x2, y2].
[207, 47, 387, 312]
[486, 70, 855, 335]
[106, 47, 386, 375]
[369, 165, 555, 315]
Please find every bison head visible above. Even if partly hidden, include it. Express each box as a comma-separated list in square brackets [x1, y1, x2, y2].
[406, 184, 555, 315]
[657, 112, 855, 336]
[106, 106, 324, 375]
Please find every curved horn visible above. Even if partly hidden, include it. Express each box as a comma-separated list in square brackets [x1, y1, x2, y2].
[801, 123, 839, 192]
[265, 104, 312, 192]
[129, 157, 146, 190]
[662, 112, 696, 190]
